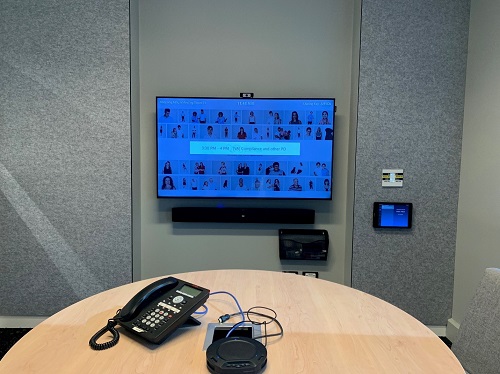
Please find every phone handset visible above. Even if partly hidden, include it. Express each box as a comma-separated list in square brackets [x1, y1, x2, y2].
[89, 277, 179, 350]
[117, 277, 179, 322]
[89, 277, 210, 350]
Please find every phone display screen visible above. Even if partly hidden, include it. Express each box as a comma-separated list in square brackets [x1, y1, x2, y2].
[373, 202, 412, 229]
[178, 284, 202, 298]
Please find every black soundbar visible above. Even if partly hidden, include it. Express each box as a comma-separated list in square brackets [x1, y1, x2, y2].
[172, 207, 315, 224]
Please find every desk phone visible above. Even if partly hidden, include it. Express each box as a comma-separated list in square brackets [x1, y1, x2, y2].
[89, 277, 210, 349]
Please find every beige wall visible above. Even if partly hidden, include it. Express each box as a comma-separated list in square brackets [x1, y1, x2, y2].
[137, 0, 357, 284]
[448, 0, 500, 341]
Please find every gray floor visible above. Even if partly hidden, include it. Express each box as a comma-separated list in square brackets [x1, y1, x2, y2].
[0, 328, 31, 360]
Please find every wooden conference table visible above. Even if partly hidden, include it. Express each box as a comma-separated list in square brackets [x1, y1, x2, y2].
[0, 269, 464, 373]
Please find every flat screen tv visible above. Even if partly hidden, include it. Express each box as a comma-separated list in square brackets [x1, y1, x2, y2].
[156, 97, 335, 199]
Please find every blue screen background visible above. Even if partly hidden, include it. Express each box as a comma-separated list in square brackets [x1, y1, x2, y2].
[378, 204, 411, 227]
[156, 97, 335, 199]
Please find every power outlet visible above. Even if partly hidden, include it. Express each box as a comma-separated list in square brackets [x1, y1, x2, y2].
[302, 272, 319, 278]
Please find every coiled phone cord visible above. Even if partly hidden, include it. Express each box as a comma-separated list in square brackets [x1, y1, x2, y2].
[89, 312, 121, 351]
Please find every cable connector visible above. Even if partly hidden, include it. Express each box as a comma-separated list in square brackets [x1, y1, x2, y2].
[218, 314, 230, 323]
[107, 318, 118, 328]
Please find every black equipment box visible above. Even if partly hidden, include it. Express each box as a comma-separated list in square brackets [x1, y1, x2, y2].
[279, 229, 329, 261]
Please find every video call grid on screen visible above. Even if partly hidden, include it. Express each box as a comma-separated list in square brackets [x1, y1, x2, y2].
[156, 97, 335, 199]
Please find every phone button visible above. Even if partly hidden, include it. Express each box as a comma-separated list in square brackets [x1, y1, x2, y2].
[173, 296, 184, 304]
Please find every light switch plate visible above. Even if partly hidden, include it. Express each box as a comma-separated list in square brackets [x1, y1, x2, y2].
[382, 169, 403, 187]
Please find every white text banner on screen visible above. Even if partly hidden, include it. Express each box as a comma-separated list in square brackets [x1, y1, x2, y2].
[190, 141, 300, 156]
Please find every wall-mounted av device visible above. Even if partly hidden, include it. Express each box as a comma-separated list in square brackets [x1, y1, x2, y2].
[156, 97, 335, 200]
[373, 202, 413, 229]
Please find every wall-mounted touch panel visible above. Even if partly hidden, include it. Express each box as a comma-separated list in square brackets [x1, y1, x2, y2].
[373, 202, 412, 229]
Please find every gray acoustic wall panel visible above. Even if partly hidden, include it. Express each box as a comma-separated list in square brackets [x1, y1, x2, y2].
[0, 0, 132, 315]
[352, 0, 470, 325]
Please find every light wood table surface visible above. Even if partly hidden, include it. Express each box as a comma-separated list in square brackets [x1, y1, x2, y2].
[0, 269, 464, 373]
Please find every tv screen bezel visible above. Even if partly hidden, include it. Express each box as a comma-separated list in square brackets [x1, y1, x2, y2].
[156, 96, 335, 200]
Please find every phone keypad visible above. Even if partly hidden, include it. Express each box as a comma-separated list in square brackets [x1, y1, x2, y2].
[132, 298, 185, 333]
